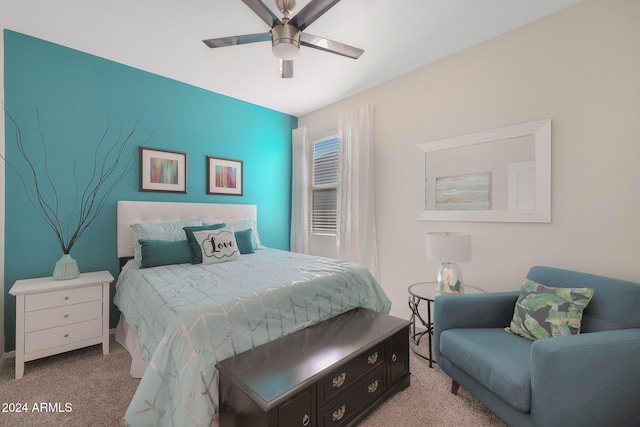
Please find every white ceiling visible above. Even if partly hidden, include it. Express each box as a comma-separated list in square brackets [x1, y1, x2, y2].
[0, 0, 582, 117]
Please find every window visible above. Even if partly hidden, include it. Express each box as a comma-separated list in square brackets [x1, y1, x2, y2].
[310, 135, 339, 234]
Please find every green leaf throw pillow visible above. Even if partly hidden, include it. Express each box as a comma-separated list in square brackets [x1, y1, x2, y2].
[506, 279, 595, 341]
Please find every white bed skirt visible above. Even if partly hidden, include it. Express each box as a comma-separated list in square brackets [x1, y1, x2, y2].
[115, 314, 147, 378]
[115, 314, 220, 427]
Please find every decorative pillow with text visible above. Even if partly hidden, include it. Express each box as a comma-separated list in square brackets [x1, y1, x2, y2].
[192, 227, 241, 264]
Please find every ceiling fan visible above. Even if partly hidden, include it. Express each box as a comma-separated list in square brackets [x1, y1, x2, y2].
[203, 0, 364, 78]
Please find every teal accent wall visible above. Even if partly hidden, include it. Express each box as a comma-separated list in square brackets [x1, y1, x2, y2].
[3, 30, 297, 352]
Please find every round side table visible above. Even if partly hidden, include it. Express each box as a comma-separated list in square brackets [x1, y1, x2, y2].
[408, 282, 486, 368]
[408, 282, 437, 367]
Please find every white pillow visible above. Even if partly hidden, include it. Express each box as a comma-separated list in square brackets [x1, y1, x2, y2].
[192, 226, 241, 264]
[205, 219, 262, 249]
[131, 218, 203, 263]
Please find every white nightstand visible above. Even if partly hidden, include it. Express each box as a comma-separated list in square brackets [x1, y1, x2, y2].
[9, 270, 114, 379]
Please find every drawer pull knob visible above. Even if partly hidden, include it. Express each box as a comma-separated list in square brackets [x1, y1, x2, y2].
[368, 380, 379, 394]
[368, 352, 379, 365]
[64, 314, 69, 318]
[332, 405, 346, 421]
[332, 372, 346, 388]
[64, 334, 69, 338]
[64, 296, 69, 300]
[302, 414, 310, 426]
[391, 353, 397, 362]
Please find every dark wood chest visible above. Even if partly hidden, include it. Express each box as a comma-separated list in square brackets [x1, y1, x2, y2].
[217, 308, 410, 427]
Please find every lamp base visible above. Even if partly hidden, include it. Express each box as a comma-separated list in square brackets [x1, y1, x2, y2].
[435, 262, 464, 295]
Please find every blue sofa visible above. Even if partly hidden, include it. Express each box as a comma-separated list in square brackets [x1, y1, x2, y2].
[433, 266, 640, 427]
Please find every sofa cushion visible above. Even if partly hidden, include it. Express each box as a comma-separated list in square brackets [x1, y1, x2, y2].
[440, 328, 532, 412]
[506, 279, 594, 341]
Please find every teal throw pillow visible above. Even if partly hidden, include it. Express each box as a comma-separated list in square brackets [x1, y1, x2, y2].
[139, 239, 192, 269]
[506, 279, 595, 341]
[184, 223, 227, 264]
[234, 228, 255, 255]
[132, 218, 203, 264]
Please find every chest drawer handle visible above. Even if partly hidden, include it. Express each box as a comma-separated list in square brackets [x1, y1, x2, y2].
[64, 314, 69, 318]
[332, 405, 346, 421]
[302, 414, 310, 426]
[368, 352, 379, 365]
[368, 380, 379, 394]
[332, 372, 346, 388]
[64, 296, 70, 300]
[391, 353, 397, 362]
[64, 334, 69, 338]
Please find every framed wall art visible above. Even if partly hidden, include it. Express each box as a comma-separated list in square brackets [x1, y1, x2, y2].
[139, 147, 187, 193]
[207, 156, 243, 196]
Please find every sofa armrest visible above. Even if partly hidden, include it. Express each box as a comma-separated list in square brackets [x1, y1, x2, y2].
[531, 328, 640, 427]
[433, 291, 518, 361]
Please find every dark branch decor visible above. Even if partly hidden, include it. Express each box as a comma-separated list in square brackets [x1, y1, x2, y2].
[2, 107, 152, 279]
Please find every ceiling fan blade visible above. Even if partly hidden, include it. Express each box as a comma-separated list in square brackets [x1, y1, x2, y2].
[203, 32, 271, 48]
[242, 0, 282, 27]
[289, 0, 341, 31]
[280, 60, 294, 78]
[300, 33, 363, 59]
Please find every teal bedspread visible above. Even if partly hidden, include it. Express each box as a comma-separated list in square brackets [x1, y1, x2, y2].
[113, 248, 391, 427]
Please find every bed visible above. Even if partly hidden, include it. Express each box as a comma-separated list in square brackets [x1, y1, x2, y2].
[113, 201, 392, 427]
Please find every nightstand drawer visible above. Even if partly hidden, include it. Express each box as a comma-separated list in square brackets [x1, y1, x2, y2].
[25, 284, 102, 311]
[25, 300, 103, 333]
[24, 318, 103, 354]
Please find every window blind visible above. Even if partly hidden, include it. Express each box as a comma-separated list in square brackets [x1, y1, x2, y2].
[310, 136, 339, 234]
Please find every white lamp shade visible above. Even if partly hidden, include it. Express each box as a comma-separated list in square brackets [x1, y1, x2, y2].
[426, 232, 471, 263]
[272, 23, 300, 60]
[272, 42, 299, 60]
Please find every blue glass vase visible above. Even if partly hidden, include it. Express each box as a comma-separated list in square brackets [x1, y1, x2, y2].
[53, 253, 80, 280]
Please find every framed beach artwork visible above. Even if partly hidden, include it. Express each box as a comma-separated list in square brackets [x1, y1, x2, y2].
[139, 147, 187, 193]
[436, 172, 491, 210]
[207, 156, 243, 196]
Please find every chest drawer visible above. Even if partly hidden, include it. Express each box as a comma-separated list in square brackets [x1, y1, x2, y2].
[319, 344, 385, 406]
[25, 318, 103, 354]
[25, 300, 103, 333]
[320, 365, 387, 427]
[25, 285, 102, 311]
[278, 388, 314, 427]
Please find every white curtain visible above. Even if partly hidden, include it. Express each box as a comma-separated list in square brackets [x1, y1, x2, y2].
[290, 126, 310, 254]
[337, 104, 380, 280]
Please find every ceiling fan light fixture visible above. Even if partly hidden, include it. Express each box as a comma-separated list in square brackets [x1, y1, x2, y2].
[272, 23, 300, 60]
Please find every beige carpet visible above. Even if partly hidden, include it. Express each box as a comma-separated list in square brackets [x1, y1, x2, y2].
[0, 335, 506, 426]
[0, 335, 137, 427]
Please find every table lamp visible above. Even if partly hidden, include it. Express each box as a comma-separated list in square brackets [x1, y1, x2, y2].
[426, 232, 471, 295]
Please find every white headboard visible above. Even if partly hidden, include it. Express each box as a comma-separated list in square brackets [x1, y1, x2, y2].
[117, 200, 257, 258]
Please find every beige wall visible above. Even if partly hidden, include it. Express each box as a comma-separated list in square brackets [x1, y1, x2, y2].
[299, 0, 640, 320]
